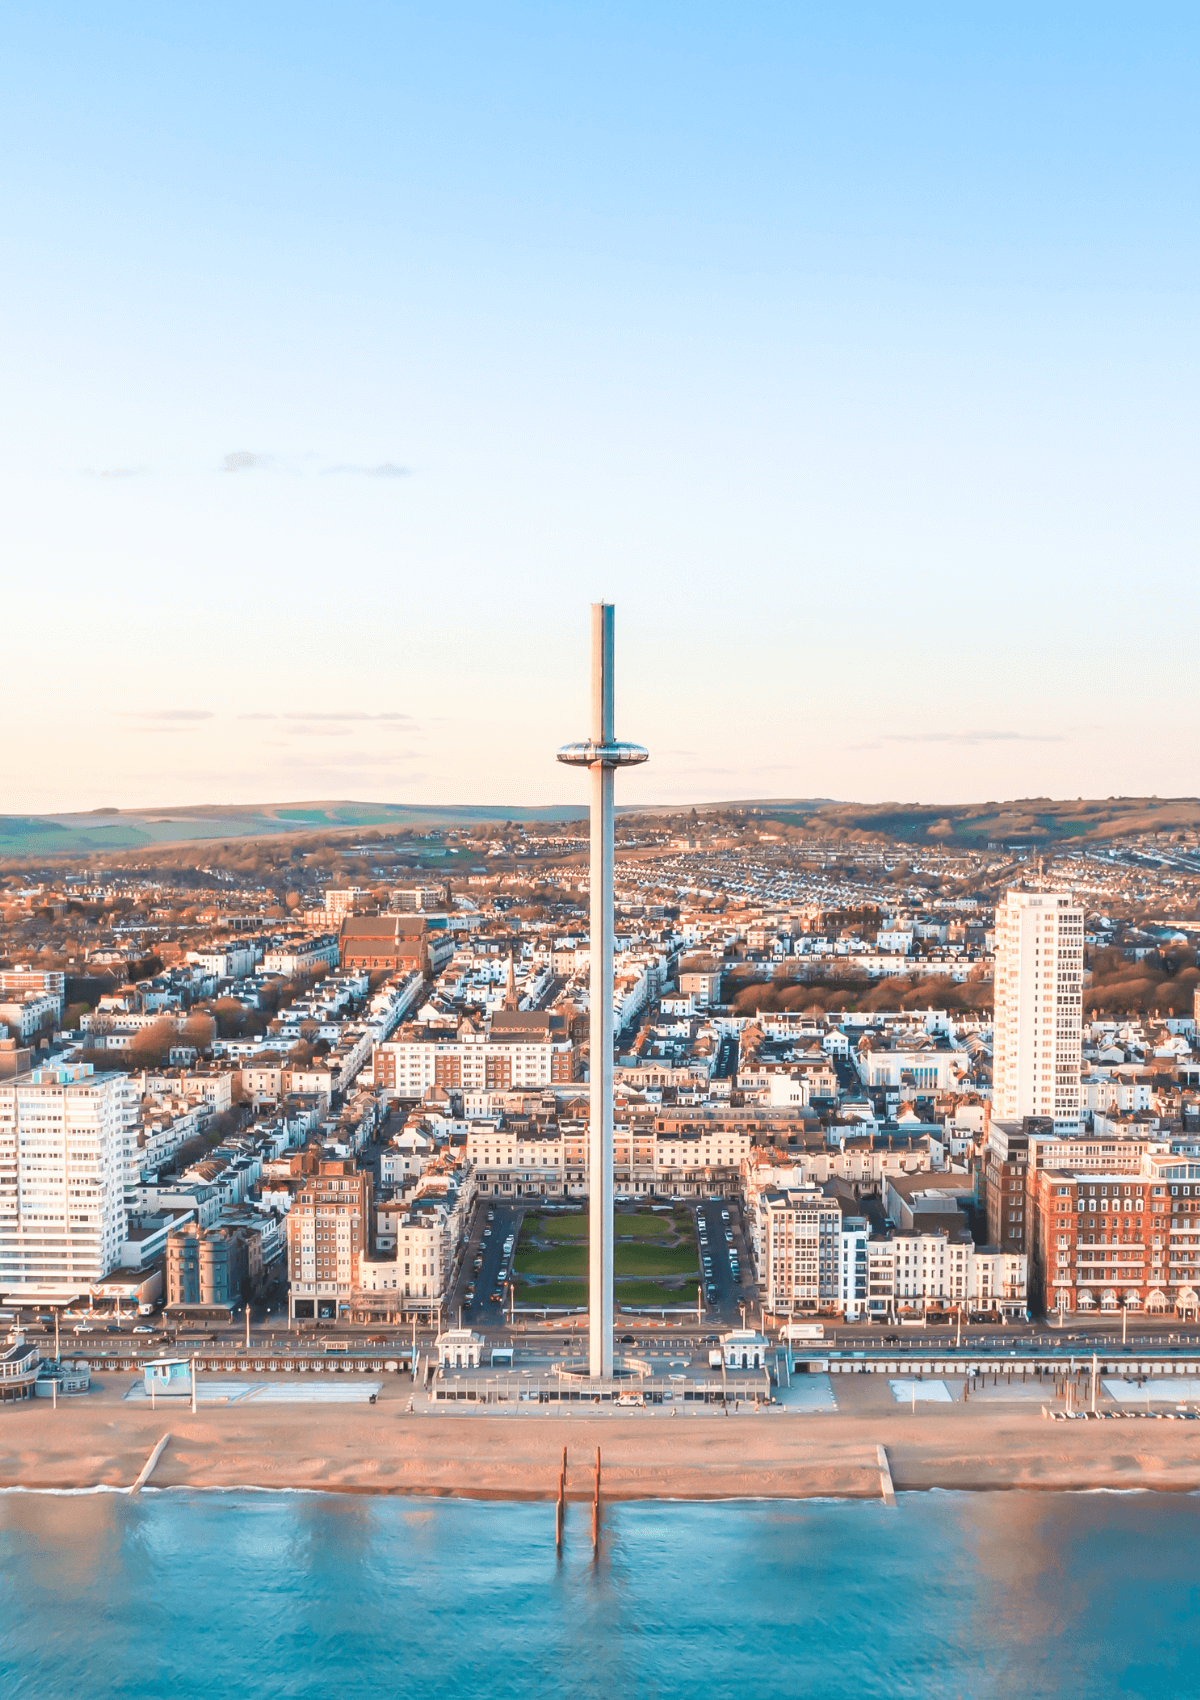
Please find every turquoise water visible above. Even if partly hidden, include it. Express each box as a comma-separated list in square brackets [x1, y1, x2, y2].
[1, 1490, 1196, 1698]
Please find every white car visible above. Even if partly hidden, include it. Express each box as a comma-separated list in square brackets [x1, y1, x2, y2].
[133, 1326, 154, 1334]
[72, 1325, 95, 1334]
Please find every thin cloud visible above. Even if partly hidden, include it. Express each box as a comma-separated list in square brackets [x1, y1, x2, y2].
[221, 450, 268, 472]
[282, 711, 414, 723]
[321, 461, 411, 478]
[884, 730, 1065, 745]
[119, 710, 213, 722]
[97, 466, 141, 479]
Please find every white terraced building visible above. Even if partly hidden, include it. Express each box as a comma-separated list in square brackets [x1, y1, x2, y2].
[0, 1064, 137, 1302]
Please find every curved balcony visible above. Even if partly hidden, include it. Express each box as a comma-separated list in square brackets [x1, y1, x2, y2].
[556, 740, 649, 769]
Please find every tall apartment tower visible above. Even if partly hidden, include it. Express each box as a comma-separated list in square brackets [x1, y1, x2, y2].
[992, 890, 1084, 1130]
[0, 1064, 136, 1302]
[287, 1158, 373, 1322]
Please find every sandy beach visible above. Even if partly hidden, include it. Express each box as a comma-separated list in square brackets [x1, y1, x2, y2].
[4, 1373, 1200, 1500]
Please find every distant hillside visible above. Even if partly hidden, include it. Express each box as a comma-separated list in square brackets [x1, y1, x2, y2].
[0, 800, 588, 858]
[2, 793, 1196, 859]
[749, 797, 1200, 847]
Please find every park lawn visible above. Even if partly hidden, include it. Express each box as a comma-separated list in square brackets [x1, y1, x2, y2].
[515, 1280, 587, 1307]
[530, 1212, 678, 1243]
[614, 1212, 680, 1239]
[615, 1280, 700, 1307]
[529, 1214, 589, 1238]
[514, 1244, 588, 1277]
[613, 1242, 698, 1277]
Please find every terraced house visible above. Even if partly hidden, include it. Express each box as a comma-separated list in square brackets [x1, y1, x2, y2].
[374, 1008, 576, 1097]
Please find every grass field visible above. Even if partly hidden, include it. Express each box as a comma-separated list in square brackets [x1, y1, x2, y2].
[514, 1245, 588, 1277]
[615, 1213, 684, 1239]
[514, 1280, 587, 1306]
[615, 1281, 700, 1307]
[613, 1243, 698, 1277]
[518, 1242, 697, 1278]
[523, 1211, 680, 1242]
[524, 1214, 588, 1239]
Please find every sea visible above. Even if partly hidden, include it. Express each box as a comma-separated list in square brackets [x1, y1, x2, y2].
[1, 1489, 1196, 1699]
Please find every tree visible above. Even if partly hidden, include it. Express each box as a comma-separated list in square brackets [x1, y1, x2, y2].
[179, 1012, 216, 1053]
[127, 1018, 179, 1070]
[206, 1110, 242, 1145]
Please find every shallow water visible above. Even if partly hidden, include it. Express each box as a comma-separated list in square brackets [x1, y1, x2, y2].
[1, 1489, 1195, 1698]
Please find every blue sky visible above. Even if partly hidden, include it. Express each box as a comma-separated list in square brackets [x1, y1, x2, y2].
[3, 3, 1197, 812]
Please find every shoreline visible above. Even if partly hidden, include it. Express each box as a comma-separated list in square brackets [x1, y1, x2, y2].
[0, 1479, 1194, 1500]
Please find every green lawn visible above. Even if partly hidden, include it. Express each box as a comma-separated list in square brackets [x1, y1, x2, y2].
[514, 1245, 588, 1277]
[514, 1280, 587, 1306]
[523, 1211, 680, 1243]
[615, 1280, 700, 1307]
[613, 1242, 698, 1277]
[526, 1213, 589, 1239]
[615, 1212, 680, 1239]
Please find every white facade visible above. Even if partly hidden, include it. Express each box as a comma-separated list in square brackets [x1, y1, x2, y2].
[0, 1065, 137, 1301]
[864, 1232, 1028, 1318]
[0, 993, 59, 1039]
[992, 890, 1084, 1130]
[751, 1184, 843, 1313]
[839, 1219, 870, 1320]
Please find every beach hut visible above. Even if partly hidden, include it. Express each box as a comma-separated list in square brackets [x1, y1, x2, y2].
[143, 1358, 193, 1398]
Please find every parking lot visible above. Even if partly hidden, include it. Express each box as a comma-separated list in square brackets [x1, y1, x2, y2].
[693, 1198, 755, 1320]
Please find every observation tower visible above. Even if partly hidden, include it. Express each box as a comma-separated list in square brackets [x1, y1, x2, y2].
[557, 603, 648, 1378]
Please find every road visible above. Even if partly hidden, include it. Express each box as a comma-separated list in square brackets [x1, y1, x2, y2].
[19, 1304, 1200, 1364]
[454, 1199, 526, 1327]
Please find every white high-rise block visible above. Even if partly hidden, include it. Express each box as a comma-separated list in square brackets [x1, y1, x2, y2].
[0, 1064, 136, 1302]
[992, 890, 1084, 1130]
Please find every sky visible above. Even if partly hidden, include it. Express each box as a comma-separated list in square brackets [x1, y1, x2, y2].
[3, 2, 1198, 815]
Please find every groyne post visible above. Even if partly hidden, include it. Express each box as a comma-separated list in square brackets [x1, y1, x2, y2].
[556, 1447, 567, 1552]
[132, 1433, 171, 1493]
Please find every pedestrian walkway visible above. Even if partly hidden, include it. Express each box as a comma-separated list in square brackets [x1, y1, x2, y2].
[123, 1379, 383, 1405]
[889, 1378, 953, 1404]
[774, 1376, 837, 1413]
